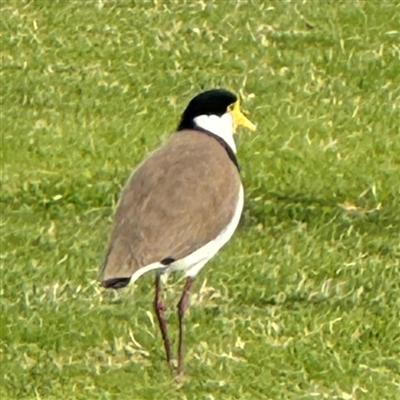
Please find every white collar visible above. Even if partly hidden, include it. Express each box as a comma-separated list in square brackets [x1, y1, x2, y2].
[193, 113, 236, 153]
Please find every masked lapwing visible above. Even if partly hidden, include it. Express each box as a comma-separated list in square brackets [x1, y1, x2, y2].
[99, 88, 256, 373]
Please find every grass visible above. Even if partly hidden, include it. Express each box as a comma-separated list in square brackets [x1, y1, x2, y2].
[1, 0, 400, 399]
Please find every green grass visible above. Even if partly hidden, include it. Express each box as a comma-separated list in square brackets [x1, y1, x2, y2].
[1, 0, 400, 399]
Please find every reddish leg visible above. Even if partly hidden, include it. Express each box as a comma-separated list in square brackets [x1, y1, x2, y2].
[154, 271, 172, 365]
[177, 276, 195, 374]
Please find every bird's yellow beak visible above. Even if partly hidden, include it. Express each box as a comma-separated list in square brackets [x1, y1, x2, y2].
[229, 100, 257, 134]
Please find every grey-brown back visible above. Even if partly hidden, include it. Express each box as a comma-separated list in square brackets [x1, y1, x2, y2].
[100, 130, 241, 283]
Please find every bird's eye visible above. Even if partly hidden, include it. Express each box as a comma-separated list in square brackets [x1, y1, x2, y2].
[227, 104, 235, 112]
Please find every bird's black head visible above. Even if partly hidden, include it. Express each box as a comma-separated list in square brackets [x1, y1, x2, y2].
[177, 89, 238, 131]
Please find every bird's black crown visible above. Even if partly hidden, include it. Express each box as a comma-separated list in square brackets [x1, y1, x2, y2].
[177, 89, 237, 131]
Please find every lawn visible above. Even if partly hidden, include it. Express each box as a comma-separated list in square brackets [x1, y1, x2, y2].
[1, 0, 400, 399]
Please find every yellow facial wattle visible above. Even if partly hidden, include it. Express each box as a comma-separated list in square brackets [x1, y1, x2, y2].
[229, 100, 257, 133]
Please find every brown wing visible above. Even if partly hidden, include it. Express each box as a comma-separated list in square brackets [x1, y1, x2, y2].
[100, 130, 241, 283]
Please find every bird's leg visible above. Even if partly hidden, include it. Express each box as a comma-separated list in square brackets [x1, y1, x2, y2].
[154, 271, 172, 365]
[177, 276, 195, 374]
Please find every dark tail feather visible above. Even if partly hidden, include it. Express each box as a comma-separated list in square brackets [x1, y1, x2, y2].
[100, 236, 135, 289]
[103, 277, 131, 289]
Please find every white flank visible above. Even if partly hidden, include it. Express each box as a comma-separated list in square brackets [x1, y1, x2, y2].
[180, 184, 243, 277]
[129, 185, 243, 284]
[129, 261, 163, 284]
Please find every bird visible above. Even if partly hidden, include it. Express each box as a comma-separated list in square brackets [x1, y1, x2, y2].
[99, 88, 256, 374]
